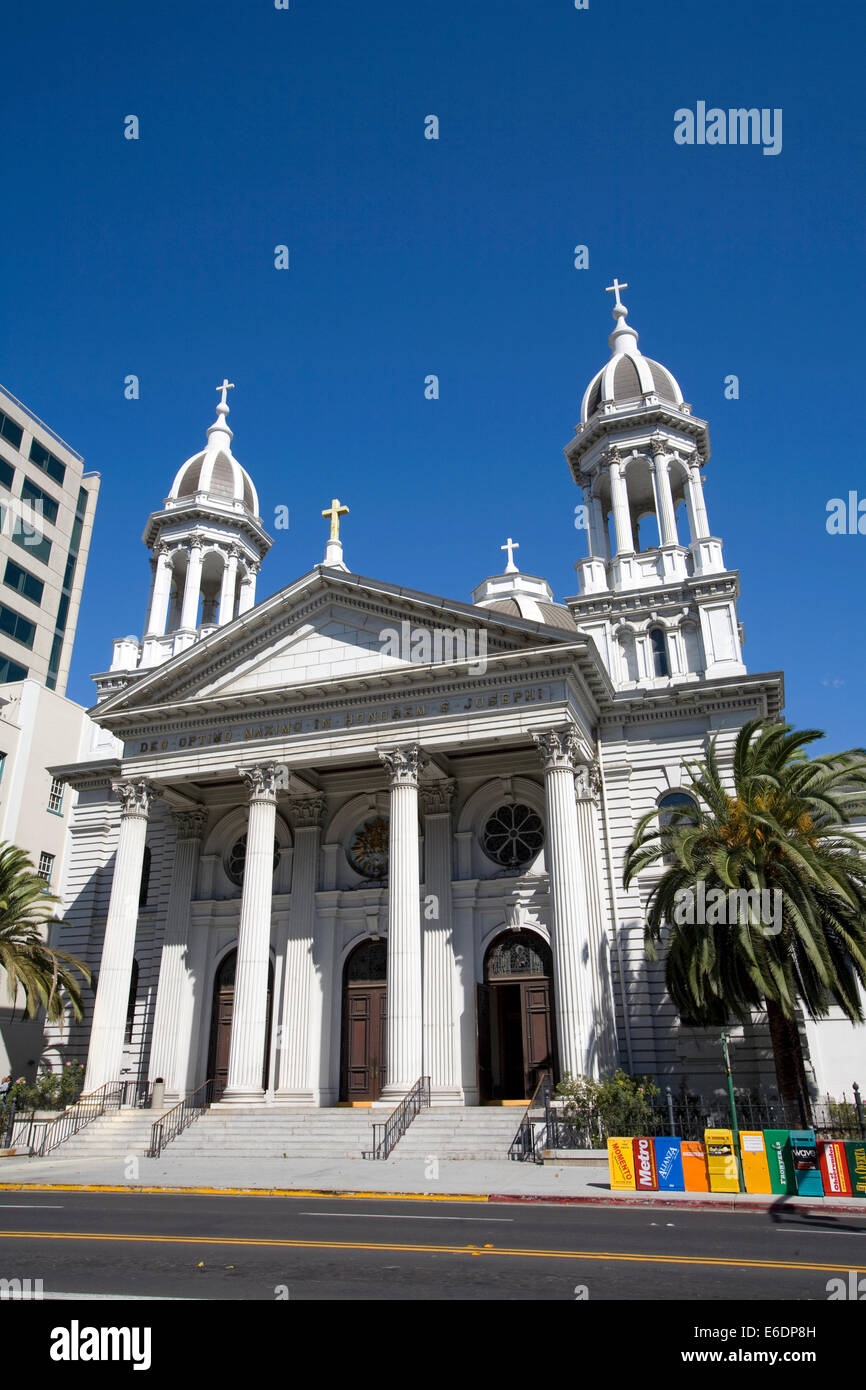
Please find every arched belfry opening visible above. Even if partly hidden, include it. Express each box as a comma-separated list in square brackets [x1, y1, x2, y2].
[477, 930, 556, 1102]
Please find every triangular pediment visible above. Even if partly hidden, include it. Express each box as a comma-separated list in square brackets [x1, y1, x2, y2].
[94, 568, 593, 719]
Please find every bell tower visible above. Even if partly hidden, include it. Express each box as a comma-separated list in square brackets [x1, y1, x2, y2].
[565, 284, 746, 690]
[95, 383, 272, 699]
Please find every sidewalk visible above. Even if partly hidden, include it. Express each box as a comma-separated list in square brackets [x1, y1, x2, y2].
[0, 1152, 864, 1213]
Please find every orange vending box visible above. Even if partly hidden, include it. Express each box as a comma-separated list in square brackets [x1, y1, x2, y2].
[680, 1140, 710, 1192]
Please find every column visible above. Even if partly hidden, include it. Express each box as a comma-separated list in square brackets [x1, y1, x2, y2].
[607, 455, 633, 555]
[574, 764, 615, 1077]
[237, 561, 259, 616]
[84, 780, 160, 1093]
[379, 744, 427, 1099]
[221, 764, 278, 1104]
[685, 458, 710, 540]
[179, 539, 204, 630]
[650, 444, 678, 546]
[217, 547, 240, 626]
[420, 780, 462, 1103]
[146, 545, 174, 636]
[589, 494, 610, 560]
[147, 807, 208, 1100]
[532, 729, 596, 1079]
[275, 795, 326, 1103]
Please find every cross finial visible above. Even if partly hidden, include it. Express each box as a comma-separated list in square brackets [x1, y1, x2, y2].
[605, 278, 629, 310]
[216, 378, 235, 409]
[322, 497, 350, 541]
[501, 537, 519, 573]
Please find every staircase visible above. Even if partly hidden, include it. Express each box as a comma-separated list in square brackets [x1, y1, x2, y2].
[37, 1108, 172, 1160]
[390, 1107, 522, 1161]
[162, 1107, 377, 1158]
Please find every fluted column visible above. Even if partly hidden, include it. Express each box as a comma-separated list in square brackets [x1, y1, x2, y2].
[379, 744, 427, 1099]
[237, 562, 259, 616]
[148, 807, 208, 1100]
[608, 455, 633, 555]
[650, 444, 678, 546]
[532, 729, 596, 1080]
[420, 780, 462, 1103]
[84, 780, 160, 1092]
[218, 547, 240, 626]
[574, 764, 613, 1077]
[685, 458, 710, 541]
[179, 539, 204, 630]
[221, 764, 278, 1104]
[146, 544, 173, 636]
[275, 795, 326, 1103]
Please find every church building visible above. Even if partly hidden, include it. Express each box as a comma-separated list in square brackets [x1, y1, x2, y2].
[46, 287, 860, 1111]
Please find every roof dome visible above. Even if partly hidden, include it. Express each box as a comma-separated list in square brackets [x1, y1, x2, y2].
[168, 391, 260, 516]
[580, 291, 684, 424]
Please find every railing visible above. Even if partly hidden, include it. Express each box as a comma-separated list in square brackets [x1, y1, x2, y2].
[38, 1080, 125, 1157]
[148, 1079, 214, 1159]
[363, 1076, 431, 1159]
[508, 1074, 552, 1163]
[120, 1080, 153, 1109]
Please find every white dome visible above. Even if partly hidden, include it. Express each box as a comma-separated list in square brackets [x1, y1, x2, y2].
[168, 400, 260, 516]
[580, 302, 684, 424]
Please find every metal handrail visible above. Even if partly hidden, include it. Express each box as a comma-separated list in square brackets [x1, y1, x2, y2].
[39, 1080, 125, 1157]
[148, 1079, 214, 1159]
[363, 1076, 431, 1160]
[508, 1073, 552, 1163]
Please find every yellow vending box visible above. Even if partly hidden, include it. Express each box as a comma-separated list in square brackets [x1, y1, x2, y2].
[740, 1130, 773, 1193]
[705, 1128, 741, 1193]
[607, 1137, 637, 1190]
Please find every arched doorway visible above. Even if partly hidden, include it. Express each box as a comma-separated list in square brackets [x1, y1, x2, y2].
[478, 931, 556, 1101]
[340, 939, 387, 1103]
[206, 950, 274, 1101]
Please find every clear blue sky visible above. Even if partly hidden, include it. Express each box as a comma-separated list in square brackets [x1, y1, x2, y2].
[2, 1, 863, 749]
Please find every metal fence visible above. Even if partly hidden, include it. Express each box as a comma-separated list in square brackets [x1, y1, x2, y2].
[545, 1083, 865, 1151]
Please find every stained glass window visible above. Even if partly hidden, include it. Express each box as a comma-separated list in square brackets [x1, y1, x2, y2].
[482, 803, 544, 868]
[348, 816, 389, 879]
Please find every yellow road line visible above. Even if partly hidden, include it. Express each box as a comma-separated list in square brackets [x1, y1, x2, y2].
[0, 1184, 488, 1202]
[0, 1229, 845, 1272]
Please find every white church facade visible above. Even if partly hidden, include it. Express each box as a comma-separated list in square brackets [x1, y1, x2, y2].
[46, 291, 863, 1109]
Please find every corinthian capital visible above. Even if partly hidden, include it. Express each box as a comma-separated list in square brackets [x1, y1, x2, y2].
[287, 795, 327, 830]
[112, 779, 161, 818]
[532, 727, 582, 773]
[419, 779, 457, 816]
[574, 762, 601, 802]
[378, 744, 428, 788]
[238, 763, 279, 802]
[172, 806, 209, 840]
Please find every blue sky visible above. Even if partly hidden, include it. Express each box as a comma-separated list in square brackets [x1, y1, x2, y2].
[2, 1, 863, 749]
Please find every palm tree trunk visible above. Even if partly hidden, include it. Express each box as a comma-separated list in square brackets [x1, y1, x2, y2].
[765, 998, 812, 1127]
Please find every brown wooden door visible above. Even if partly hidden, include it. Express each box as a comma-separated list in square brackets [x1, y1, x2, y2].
[211, 988, 234, 1101]
[521, 979, 554, 1094]
[342, 984, 387, 1101]
[476, 983, 492, 1102]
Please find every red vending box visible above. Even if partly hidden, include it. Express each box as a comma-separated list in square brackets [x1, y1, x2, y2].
[633, 1135, 658, 1191]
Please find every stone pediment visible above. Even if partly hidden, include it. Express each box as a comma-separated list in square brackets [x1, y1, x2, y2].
[93, 567, 591, 719]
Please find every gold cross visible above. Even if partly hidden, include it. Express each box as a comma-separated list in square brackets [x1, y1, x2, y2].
[322, 497, 349, 541]
[605, 278, 628, 309]
[216, 378, 235, 408]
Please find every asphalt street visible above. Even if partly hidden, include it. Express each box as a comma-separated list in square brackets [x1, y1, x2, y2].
[0, 1190, 863, 1301]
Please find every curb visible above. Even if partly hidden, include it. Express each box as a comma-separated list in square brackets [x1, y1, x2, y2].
[0, 1181, 864, 1214]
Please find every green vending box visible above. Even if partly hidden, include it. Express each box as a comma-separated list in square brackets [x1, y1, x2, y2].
[763, 1129, 796, 1194]
[843, 1141, 866, 1198]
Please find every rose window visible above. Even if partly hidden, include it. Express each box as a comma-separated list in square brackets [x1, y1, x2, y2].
[481, 803, 544, 869]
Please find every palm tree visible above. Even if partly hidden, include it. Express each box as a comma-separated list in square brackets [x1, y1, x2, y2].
[623, 719, 866, 1121]
[0, 842, 90, 1024]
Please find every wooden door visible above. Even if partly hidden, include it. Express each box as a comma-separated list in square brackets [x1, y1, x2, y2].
[342, 984, 387, 1101]
[521, 979, 553, 1095]
[211, 987, 234, 1101]
[476, 983, 492, 1102]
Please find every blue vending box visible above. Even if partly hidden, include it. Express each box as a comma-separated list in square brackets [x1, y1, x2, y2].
[788, 1129, 824, 1197]
[654, 1136, 685, 1191]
